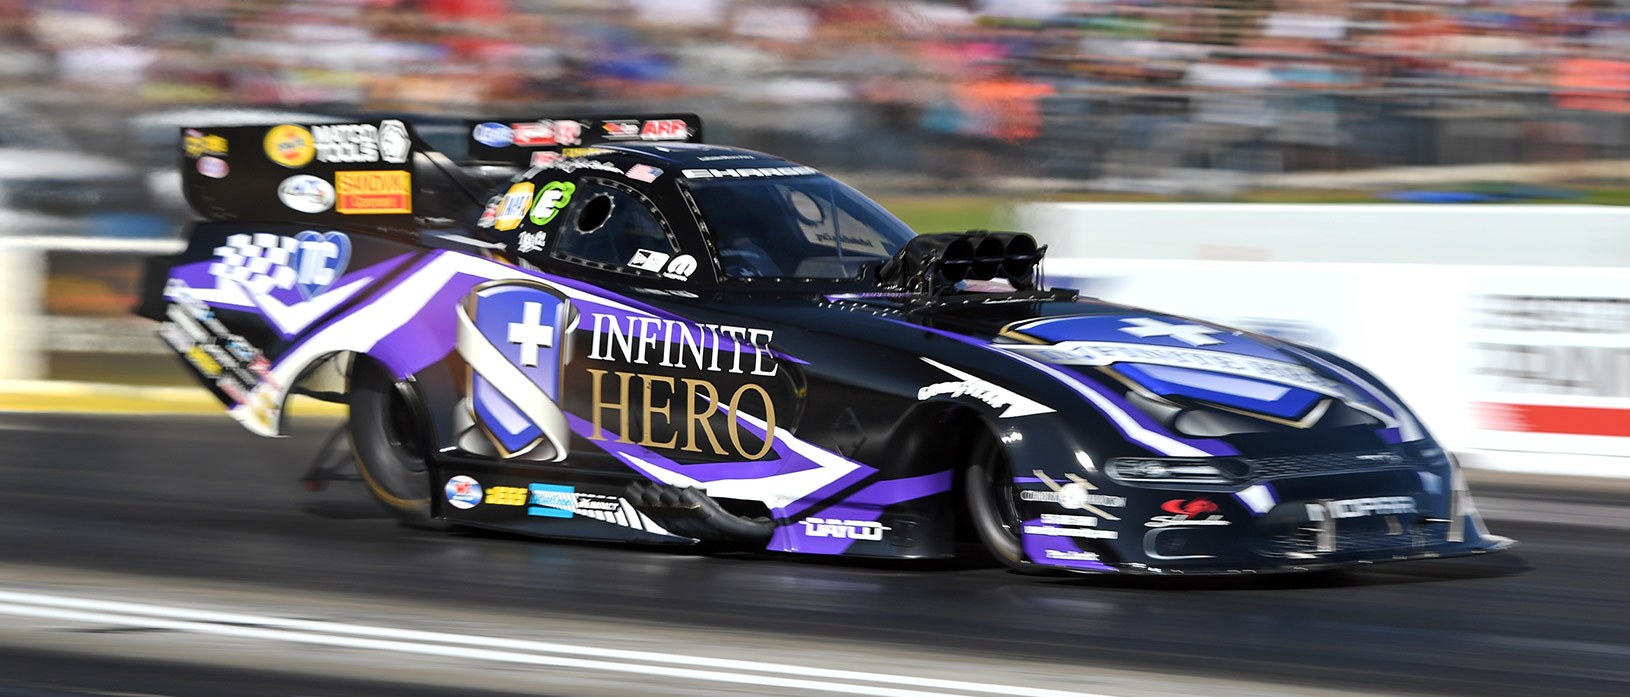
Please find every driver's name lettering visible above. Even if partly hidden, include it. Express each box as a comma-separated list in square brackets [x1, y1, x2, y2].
[681, 166, 818, 179]
[587, 313, 777, 377]
[586, 369, 776, 460]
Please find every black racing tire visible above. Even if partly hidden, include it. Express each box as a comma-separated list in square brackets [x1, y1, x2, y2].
[963, 425, 1029, 571]
[348, 360, 441, 528]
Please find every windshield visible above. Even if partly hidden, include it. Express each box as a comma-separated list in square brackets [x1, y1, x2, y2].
[687, 175, 917, 279]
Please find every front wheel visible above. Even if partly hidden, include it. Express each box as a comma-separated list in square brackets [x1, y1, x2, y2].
[963, 426, 1028, 570]
[348, 360, 439, 527]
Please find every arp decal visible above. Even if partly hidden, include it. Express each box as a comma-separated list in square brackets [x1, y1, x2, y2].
[455, 281, 577, 460]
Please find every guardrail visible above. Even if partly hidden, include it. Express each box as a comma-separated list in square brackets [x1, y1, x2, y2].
[0, 237, 183, 381]
[1024, 203, 1630, 474]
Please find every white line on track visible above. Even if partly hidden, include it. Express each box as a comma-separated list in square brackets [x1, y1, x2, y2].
[0, 589, 1113, 697]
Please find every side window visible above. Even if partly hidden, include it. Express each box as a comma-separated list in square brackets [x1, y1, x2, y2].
[554, 180, 679, 275]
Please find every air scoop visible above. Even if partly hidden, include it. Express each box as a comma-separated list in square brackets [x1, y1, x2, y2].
[878, 231, 1045, 294]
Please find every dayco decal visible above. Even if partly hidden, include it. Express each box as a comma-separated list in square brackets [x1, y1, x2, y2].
[800, 518, 889, 541]
[1307, 496, 1417, 521]
[1145, 497, 1231, 528]
[584, 313, 781, 460]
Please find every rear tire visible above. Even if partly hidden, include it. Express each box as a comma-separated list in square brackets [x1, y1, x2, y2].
[348, 360, 440, 527]
[963, 425, 1028, 570]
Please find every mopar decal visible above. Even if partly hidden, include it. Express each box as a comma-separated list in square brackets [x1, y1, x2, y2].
[1308, 496, 1417, 520]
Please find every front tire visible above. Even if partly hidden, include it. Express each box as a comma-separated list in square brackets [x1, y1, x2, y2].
[964, 425, 1028, 570]
[348, 360, 439, 527]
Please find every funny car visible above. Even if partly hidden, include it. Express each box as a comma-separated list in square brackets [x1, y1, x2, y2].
[137, 114, 1512, 575]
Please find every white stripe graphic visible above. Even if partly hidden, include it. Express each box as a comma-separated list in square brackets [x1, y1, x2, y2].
[0, 590, 1120, 697]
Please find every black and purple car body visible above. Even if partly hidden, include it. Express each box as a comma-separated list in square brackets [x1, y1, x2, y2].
[137, 115, 1512, 575]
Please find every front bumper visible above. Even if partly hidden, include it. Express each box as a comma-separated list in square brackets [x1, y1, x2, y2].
[1021, 465, 1515, 575]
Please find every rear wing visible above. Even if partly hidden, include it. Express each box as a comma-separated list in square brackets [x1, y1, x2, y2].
[464, 114, 703, 167]
[181, 120, 465, 234]
[179, 114, 704, 234]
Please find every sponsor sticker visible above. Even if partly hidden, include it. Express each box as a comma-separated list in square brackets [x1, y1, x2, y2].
[639, 119, 689, 140]
[517, 231, 547, 254]
[312, 123, 381, 164]
[1308, 496, 1416, 521]
[196, 156, 229, 179]
[600, 120, 640, 140]
[1146, 497, 1231, 528]
[663, 254, 697, 281]
[627, 249, 670, 273]
[264, 125, 315, 168]
[527, 181, 575, 226]
[334, 170, 411, 214]
[445, 475, 483, 509]
[800, 517, 890, 541]
[513, 120, 582, 147]
[473, 121, 513, 147]
[377, 119, 411, 164]
[184, 131, 228, 158]
[1022, 525, 1117, 540]
[484, 485, 528, 506]
[277, 175, 336, 214]
[530, 151, 561, 168]
[495, 182, 535, 232]
[527, 483, 575, 518]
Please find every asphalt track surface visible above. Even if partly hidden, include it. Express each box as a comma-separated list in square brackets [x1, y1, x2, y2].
[1, 412, 1627, 697]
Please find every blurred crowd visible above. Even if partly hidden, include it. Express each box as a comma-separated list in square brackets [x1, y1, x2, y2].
[0, 0, 1627, 198]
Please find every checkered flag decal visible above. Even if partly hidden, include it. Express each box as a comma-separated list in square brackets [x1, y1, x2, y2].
[209, 233, 298, 296]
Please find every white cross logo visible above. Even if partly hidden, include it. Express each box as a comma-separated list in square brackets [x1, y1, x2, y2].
[508, 301, 555, 367]
[1118, 317, 1225, 346]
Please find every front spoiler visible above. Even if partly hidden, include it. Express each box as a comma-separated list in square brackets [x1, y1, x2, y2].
[1070, 534, 1516, 576]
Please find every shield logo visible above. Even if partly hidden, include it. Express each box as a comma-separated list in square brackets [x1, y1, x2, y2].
[457, 281, 576, 460]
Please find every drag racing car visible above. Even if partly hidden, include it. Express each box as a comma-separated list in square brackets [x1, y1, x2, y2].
[137, 114, 1512, 575]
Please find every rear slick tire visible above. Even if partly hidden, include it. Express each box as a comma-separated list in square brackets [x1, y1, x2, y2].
[348, 361, 441, 528]
[963, 426, 1029, 571]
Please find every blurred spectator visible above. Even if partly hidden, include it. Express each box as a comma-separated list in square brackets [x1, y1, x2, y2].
[0, 0, 1624, 207]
